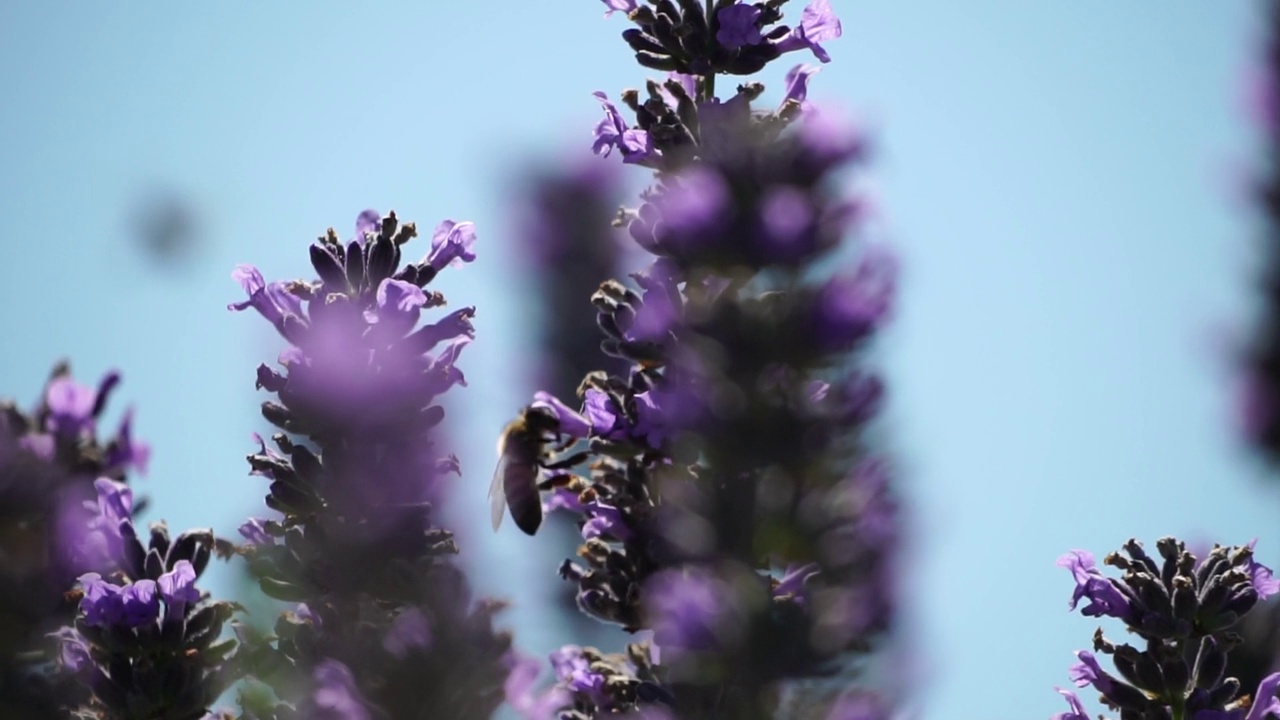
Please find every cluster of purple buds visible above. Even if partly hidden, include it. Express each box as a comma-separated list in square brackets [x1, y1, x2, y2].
[229, 211, 512, 719]
[1052, 538, 1280, 720]
[62, 484, 238, 720]
[604, 0, 841, 77]
[498, 1, 899, 717]
[0, 366, 150, 718]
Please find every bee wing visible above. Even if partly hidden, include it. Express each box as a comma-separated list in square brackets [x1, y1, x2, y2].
[489, 454, 508, 532]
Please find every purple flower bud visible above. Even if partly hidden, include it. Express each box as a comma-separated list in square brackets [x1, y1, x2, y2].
[543, 487, 585, 515]
[354, 208, 381, 245]
[627, 260, 681, 344]
[716, 4, 763, 49]
[652, 167, 731, 252]
[311, 659, 373, 720]
[774, 0, 843, 63]
[382, 608, 432, 659]
[811, 249, 896, 352]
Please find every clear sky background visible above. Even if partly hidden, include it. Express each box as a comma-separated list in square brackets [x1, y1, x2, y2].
[0, 2, 1273, 718]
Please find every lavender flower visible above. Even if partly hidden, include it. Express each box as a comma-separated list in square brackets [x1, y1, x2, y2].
[231, 210, 511, 719]
[1051, 538, 1280, 720]
[497, 3, 898, 715]
[0, 365, 151, 718]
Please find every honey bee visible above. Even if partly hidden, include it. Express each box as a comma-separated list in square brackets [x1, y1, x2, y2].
[489, 405, 588, 536]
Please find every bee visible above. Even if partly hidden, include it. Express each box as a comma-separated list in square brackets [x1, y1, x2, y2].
[490, 405, 589, 536]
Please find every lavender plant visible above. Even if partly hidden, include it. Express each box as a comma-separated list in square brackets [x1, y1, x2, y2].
[493, 1, 899, 718]
[1052, 539, 1280, 720]
[227, 211, 512, 719]
[0, 366, 149, 718]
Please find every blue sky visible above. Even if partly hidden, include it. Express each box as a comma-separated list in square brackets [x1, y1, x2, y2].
[0, 2, 1271, 718]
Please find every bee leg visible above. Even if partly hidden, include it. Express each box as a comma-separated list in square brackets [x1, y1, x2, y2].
[542, 451, 591, 471]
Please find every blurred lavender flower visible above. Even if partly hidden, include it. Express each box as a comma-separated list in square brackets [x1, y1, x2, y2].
[495, 3, 899, 716]
[230, 211, 511, 719]
[0, 365, 151, 718]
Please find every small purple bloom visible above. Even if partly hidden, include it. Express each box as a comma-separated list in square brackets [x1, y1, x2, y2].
[761, 185, 814, 252]
[45, 376, 98, 437]
[774, 563, 819, 599]
[583, 389, 623, 437]
[582, 501, 632, 542]
[504, 652, 571, 720]
[238, 518, 274, 546]
[78, 573, 123, 627]
[407, 306, 477, 354]
[311, 659, 373, 720]
[716, 4, 763, 49]
[425, 220, 478, 271]
[644, 567, 740, 656]
[227, 264, 304, 330]
[532, 391, 591, 439]
[1056, 549, 1132, 620]
[550, 646, 607, 704]
[158, 560, 200, 611]
[50, 628, 90, 673]
[1050, 687, 1088, 720]
[1246, 540, 1280, 599]
[365, 279, 427, 333]
[106, 407, 151, 476]
[353, 209, 381, 245]
[774, 0, 843, 63]
[592, 92, 653, 163]
[600, 0, 638, 17]
[812, 248, 897, 351]
[781, 64, 821, 111]
[628, 260, 681, 344]
[1068, 650, 1117, 697]
[631, 390, 669, 447]
[383, 608, 432, 659]
[294, 603, 321, 626]
[120, 579, 161, 626]
[652, 167, 731, 252]
[426, 336, 472, 392]
[543, 487, 585, 515]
